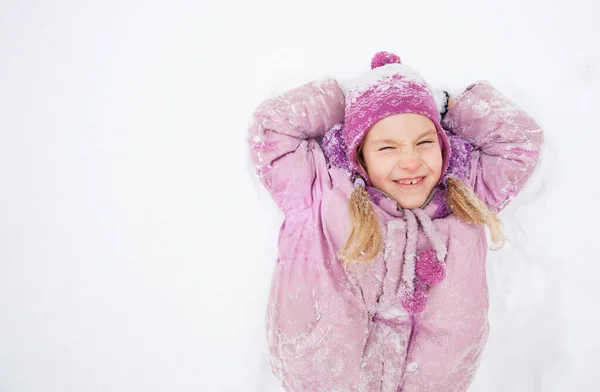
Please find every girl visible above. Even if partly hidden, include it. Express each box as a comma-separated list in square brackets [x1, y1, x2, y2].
[248, 51, 543, 392]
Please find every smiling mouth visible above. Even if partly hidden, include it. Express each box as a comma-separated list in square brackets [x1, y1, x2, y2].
[394, 176, 425, 186]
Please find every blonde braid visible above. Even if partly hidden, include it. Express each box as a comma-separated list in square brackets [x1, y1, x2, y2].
[444, 176, 506, 249]
[338, 177, 383, 268]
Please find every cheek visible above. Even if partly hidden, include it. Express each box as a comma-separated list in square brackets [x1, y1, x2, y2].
[423, 148, 443, 176]
[364, 154, 394, 180]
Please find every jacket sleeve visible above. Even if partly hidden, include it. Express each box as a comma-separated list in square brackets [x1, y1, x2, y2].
[441, 81, 544, 214]
[248, 78, 346, 213]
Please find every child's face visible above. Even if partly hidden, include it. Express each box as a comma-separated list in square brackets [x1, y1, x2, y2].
[360, 113, 443, 209]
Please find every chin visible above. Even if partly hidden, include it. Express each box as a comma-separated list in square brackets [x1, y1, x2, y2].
[389, 184, 436, 209]
[397, 199, 426, 209]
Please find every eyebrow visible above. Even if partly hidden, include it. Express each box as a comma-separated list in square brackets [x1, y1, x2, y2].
[370, 129, 437, 145]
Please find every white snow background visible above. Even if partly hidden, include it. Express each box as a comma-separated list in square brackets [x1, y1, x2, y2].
[0, 0, 598, 391]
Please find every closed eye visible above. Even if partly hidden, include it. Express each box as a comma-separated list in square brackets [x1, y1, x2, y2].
[378, 147, 394, 151]
[417, 140, 433, 146]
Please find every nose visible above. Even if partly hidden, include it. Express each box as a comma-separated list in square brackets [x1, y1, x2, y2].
[398, 151, 421, 171]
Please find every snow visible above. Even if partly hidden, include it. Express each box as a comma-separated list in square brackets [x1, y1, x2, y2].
[341, 63, 423, 97]
[0, 0, 598, 391]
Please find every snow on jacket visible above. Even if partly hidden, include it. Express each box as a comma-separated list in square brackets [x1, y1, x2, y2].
[248, 78, 543, 392]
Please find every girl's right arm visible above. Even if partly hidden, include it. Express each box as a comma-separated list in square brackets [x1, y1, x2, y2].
[248, 79, 346, 214]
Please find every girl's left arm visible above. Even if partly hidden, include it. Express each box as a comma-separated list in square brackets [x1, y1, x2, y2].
[441, 81, 544, 213]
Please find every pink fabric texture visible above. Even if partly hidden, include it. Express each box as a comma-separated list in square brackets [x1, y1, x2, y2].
[415, 248, 446, 286]
[248, 79, 543, 391]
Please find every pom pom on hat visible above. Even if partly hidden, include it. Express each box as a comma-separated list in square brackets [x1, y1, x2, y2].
[371, 51, 402, 69]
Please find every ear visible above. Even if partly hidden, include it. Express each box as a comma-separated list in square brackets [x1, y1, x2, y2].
[359, 159, 367, 174]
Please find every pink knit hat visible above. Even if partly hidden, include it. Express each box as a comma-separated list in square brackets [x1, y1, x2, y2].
[343, 51, 451, 187]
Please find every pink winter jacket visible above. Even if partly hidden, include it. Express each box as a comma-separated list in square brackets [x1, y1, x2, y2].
[248, 79, 543, 392]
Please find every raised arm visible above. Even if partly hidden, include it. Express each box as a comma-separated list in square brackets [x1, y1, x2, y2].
[441, 81, 544, 214]
[248, 78, 345, 213]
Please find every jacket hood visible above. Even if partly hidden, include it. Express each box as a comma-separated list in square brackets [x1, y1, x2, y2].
[322, 123, 474, 217]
